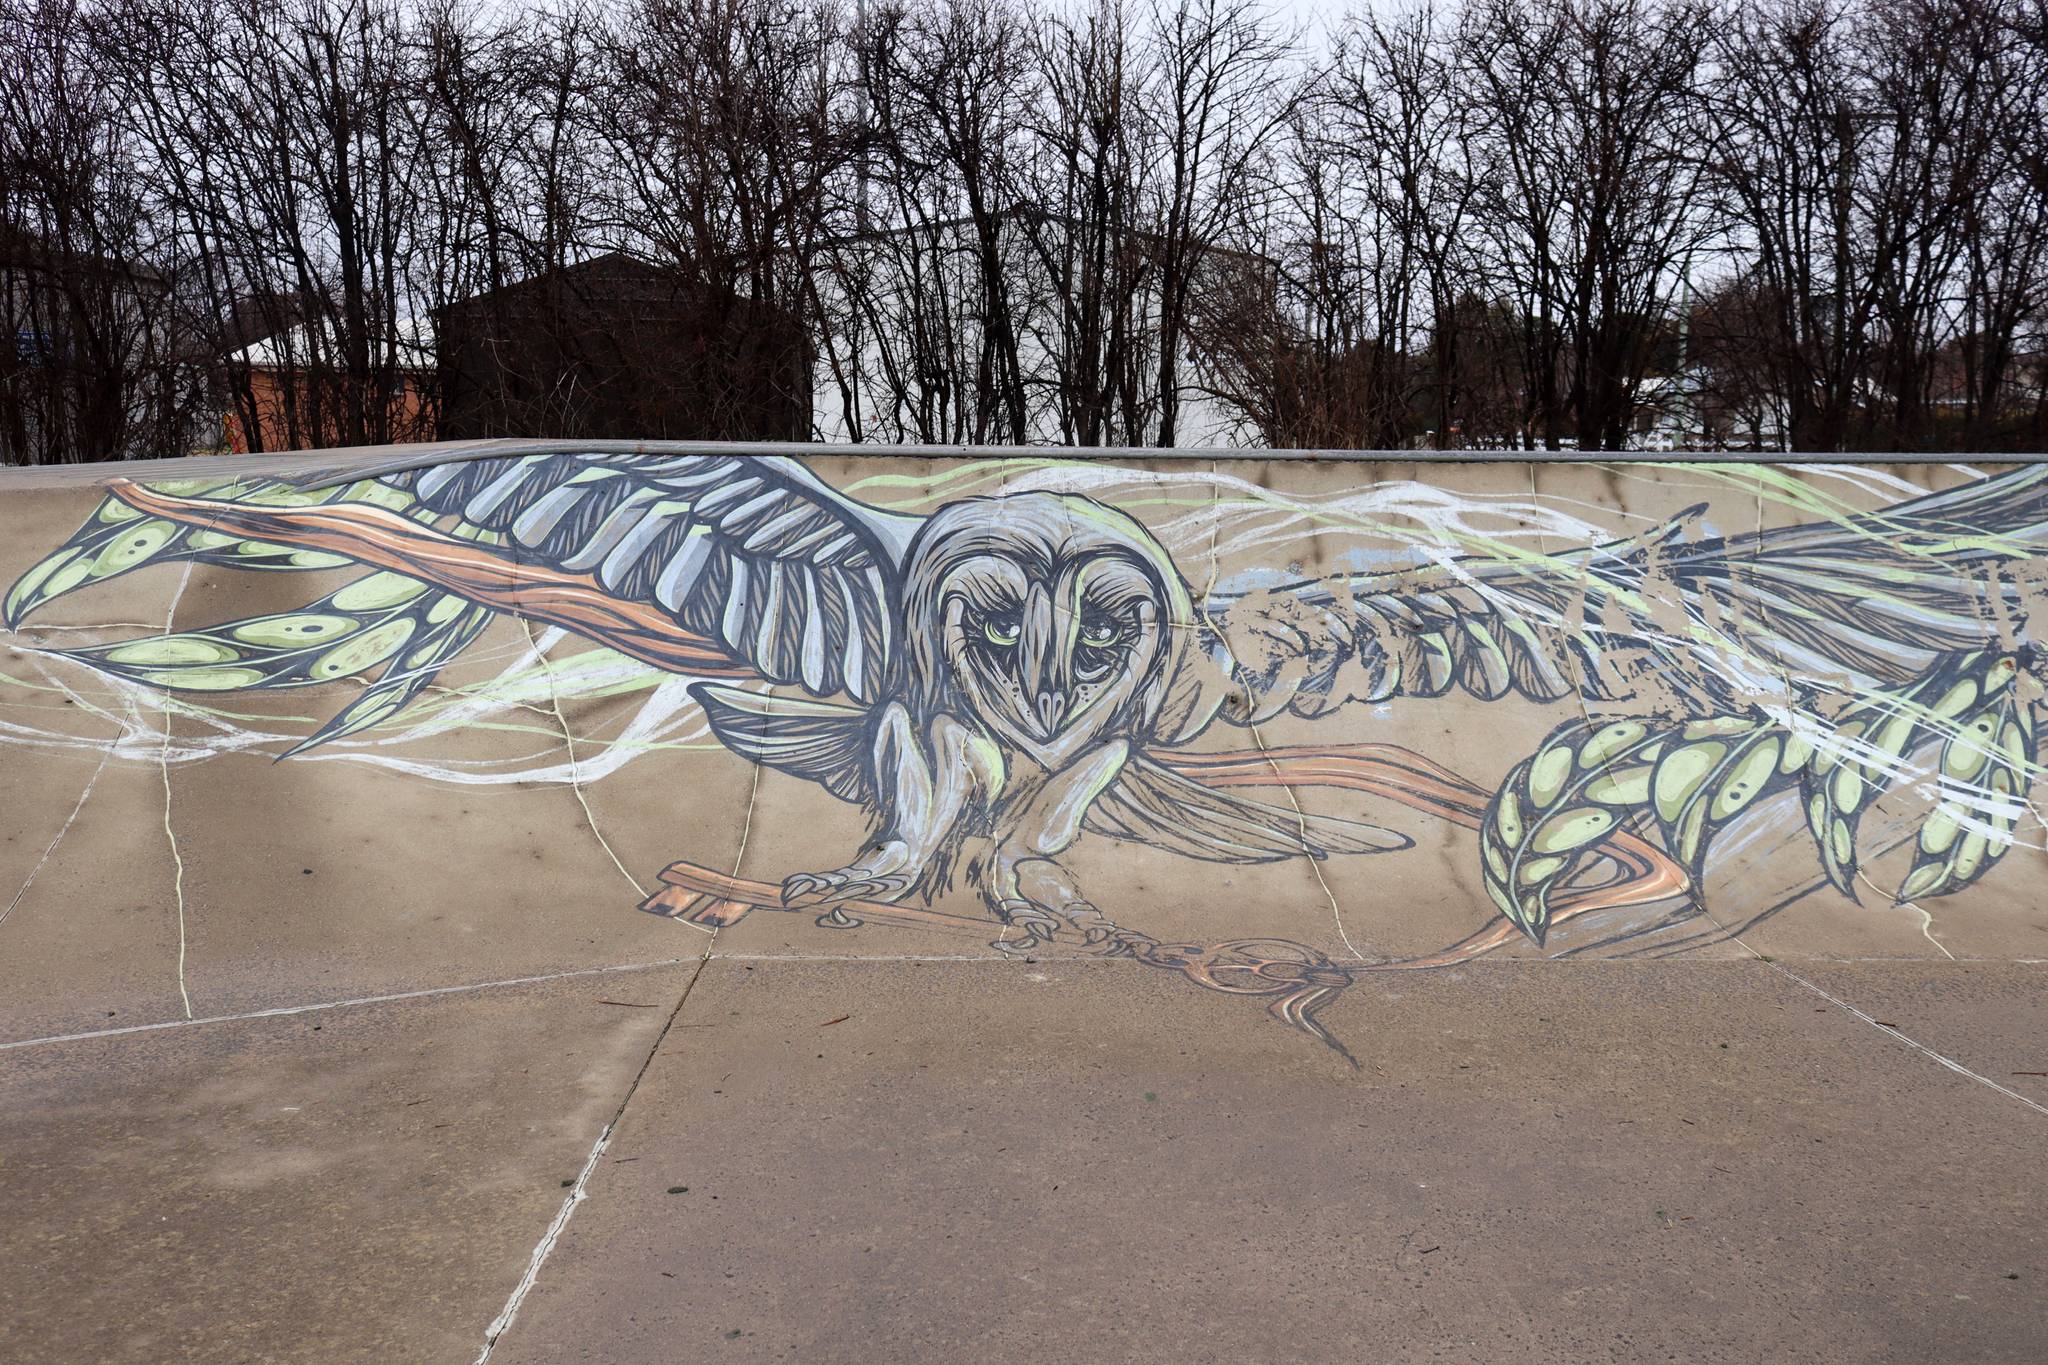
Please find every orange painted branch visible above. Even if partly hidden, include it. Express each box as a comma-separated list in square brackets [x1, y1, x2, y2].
[648, 864, 990, 935]
[1162, 741, 1690, 919]
[652, 743, 1692, 971]
[107, 480, 753, 679]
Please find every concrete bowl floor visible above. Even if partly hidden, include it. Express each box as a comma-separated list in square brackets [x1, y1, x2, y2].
[4, 946, 2043, 1362]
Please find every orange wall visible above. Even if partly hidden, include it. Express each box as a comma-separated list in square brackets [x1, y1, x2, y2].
[224, 368, 431, 454]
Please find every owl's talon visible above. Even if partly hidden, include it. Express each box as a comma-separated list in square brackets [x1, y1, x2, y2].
[992, 899, 1061, 954]
[780, 873, 829, 906]
[1064, 902, 1114, 944]
[782, 868, 911, 910]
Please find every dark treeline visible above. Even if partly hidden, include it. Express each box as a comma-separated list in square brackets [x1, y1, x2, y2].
[3, 0, 2046, 461]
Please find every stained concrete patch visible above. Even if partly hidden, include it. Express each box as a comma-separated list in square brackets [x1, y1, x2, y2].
[0, 966, 693, 1363]
[489, 958, 2048, 1364]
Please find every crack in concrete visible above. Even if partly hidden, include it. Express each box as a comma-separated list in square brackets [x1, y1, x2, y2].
[1247, 715, 1366, 962]
[0, 745, 111, 933]
[1682, 889, 2048, 1118]
[159, 559, 199, 1021]
[472, 948, 713, 1364]
[1199, 459, 1367, 962]
[1763, 956, 2048, 1119]
[519, 617, 647, 900]
[1527, 461, 1624, 958]
[1865, 866, 1957, 961]
[4, 948, 2032, 1056]
[731, 748, 764, 886]
[473, 729, 752, 1360]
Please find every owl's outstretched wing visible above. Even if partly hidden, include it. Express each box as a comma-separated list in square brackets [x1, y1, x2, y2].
[8, 450, 926, 758]
[1198, 466, 2048, 728]
[384, 451, 921, 702]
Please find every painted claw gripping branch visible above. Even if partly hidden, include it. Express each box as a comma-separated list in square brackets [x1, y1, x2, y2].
[5, 451, 2045, 1059]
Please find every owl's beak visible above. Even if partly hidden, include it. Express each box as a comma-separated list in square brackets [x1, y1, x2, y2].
[1034, 686, 1068, 734]
[1018, 585, 1067, 737]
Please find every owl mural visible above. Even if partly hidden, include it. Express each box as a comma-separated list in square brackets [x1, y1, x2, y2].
[8, 451, 2046, 1054]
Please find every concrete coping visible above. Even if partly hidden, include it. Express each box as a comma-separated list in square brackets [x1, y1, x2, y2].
[2, 437, 2043, 489]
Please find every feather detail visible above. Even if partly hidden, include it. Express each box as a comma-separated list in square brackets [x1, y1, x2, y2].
[384, 451, 920, 702]
[1087, 752, 1409, 863]
[691, 683, 874, 805]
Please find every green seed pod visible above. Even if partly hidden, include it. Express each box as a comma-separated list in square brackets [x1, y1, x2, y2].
[1583, 765, 1655, 806]
[90, 522, 177, 576]
[1579, 720, 1649, 768]
[1828, 817, 1854, 870]
[1942, 721, 1996, 780]
[1707, 738, 1781, 822]
[1918, 806, 1961, 856]
[331, 573, 431, 612]
[230, 614, 357, 649]
[1930, 677, 1981, 720]
[1530, 807, 1618, 854]
[1682, 716, 1756, 741]
[1653, 741, 1725, 823]
[1481, 834, 1510, 883]
[311, 618, 418, 680]
[1526, 744, 1577, 808]
[1828, 763, 1866, 816]
[1952, 829, 1989, 883]
[1895, 861, 1946, 903]
[1494, 787, 1526, 847]
[105, 636, 240, 667]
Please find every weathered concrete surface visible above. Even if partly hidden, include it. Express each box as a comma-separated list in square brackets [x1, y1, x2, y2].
[2, 445, 2045, 1361]
[0, 968, 693, 1362]
[491, 960, 2048, 1365]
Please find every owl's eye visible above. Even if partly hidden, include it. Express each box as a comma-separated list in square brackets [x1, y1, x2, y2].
[1079, 618, 1121, 649]
[982, 615, 1021, 647]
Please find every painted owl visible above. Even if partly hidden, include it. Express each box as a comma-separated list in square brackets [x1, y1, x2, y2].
[380, 455, 1410, 950]
[11, 451, 2046, 954]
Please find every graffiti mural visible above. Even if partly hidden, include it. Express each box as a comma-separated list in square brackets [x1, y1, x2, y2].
[4, 452, 2044, 1059]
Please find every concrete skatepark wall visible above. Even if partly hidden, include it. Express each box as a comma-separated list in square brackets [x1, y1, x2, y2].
[4, 444, 2045, 1062]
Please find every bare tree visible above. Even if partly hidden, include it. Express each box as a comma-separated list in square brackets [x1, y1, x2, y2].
[1141, 0, 1293, 446]
[1016, 0, 1158, 445]
[0, 0, 200, 462]
[5, 0, 2046, 463]
[1457, 0, 1714, 450]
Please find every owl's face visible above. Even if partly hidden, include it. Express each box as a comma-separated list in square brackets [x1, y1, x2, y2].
[901, 494, 1195, 759]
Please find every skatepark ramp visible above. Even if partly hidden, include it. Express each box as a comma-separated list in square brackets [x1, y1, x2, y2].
[4, 444, 2044, 1360]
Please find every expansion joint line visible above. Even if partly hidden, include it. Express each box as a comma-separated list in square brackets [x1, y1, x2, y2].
[1690, 899, 2048, 1120]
